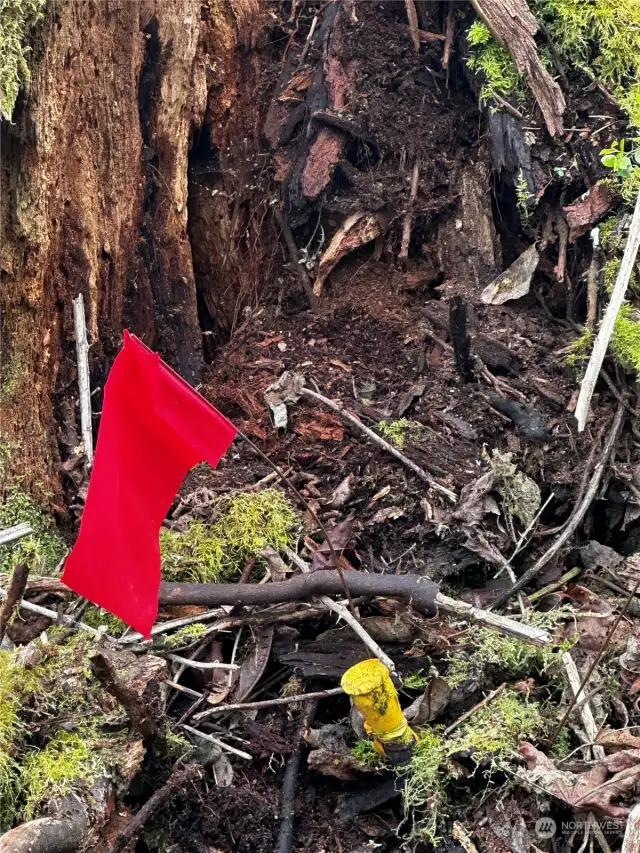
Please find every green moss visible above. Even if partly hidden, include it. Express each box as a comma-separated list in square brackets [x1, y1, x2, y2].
[21, 729, 106, 819]
[160, 489, 299, 583]
[163, 623, 208, 649]
[401, 671, 430, 690]
[83, 606, 127, 637]
[377, 419, 422, 450]
[402, 691, 547, 845]
[610, 304, 640, 371]
[0, 652, 23, 804]
[0, 487, 67, 576]
[466, 21, 522, 106]
[351, 739, 385, 768]
[0, 0, 45, 120]
[566, 326, 594, 367]
[445, 611, 573, 690]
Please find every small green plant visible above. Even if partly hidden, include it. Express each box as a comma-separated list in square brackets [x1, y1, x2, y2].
[377, 419, 422, 450]
[0, 0, 45, 120]
[466, 20, 522, 106]
[0, 487, 67, 575]
[160, 489, 299, 583]
[515, 169, 534, 224]
[566, 327, 594, 367]
[600, 139, 637, 177]
[351, 739, 385, 768]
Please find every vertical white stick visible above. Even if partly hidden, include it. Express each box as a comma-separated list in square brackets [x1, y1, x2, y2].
[72, 294, 93, 464]
[575, 189, 640, 432]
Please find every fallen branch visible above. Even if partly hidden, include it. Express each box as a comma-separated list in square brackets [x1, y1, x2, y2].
[0, 562, 30, 643]
[491, 401, 626, 608]
[193, 687, 345, 721]
[471, 0, 565, 136]
[436, 592, 550, 646]
[165, 653, 239, 671]
[0, 815, 87, 853]
[561, 651, 606, 761]
[159, 571, 439, 614]
[72, 293, 93, 464]
[0, 523, 33, 546]
[110, 765, 203, 853]
[276, 700, 318, 853]
[301, 386, 457, 501]
[575, 189, 640, 431]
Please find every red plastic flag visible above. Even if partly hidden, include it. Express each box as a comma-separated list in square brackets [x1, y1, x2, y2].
[62, 331, 236, 637]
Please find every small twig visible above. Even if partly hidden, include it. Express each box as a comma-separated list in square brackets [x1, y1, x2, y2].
[491, 92, 523, 120]
[444, 684, 506, 736]
[181, 724, 253, 759]
[452, 822, 480, 853]
[110, 764, 203, 853]
[400, 159, 420, 259]
[273, 205, 318, 311]
[442, 9, 455, 71]
[586, 228, 600, 331]
[193, 687, 344, 721]
[0, 563, 31, 644]
[575, 189, 640, 431]
[527, 566, 581, 602]
[164, 680, 203, 700]
[491, 402, 625, 608]
[561, 651, 606, 761]
[72, 293, 94, 464]
[553, 575, 640, 743]
[405, 0, 420, 52]
[276, 700, 318, 853]
[166, 654, 239, 671]
[436, 592, 550, 646]
[0, 586, 111, 639]
[301, 387, 456, 501]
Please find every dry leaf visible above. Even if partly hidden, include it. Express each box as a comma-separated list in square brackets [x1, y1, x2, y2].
[596, 728, 640, 752]
[481, 245, 539, 305]
[405, 676, 451, 725]
[519, 742, 640, 818]
[234, 625, 274, 703]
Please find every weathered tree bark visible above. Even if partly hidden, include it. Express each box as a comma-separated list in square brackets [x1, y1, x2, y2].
[0, 0, 267, 496]
[471, 0, 565, 136]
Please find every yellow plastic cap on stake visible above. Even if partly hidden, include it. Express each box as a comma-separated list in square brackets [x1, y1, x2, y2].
[341, 658, 417, 765]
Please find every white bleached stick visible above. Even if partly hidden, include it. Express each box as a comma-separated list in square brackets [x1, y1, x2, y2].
[575, 189, 640, 432]
[72, 294, 93, 463]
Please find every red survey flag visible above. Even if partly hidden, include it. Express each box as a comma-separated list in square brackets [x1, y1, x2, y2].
[62, 331, 236, 637]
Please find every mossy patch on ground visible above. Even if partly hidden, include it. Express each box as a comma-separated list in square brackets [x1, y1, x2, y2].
[402, 690, 548, 845]
[377, 419, 423, 450]
[160, 489, 299, 583]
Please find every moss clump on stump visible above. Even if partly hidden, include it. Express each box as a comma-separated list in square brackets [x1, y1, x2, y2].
[0, 0, 45, 120]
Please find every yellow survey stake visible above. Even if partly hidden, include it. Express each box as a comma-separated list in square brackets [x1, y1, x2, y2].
[341, 659, 417, 763]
